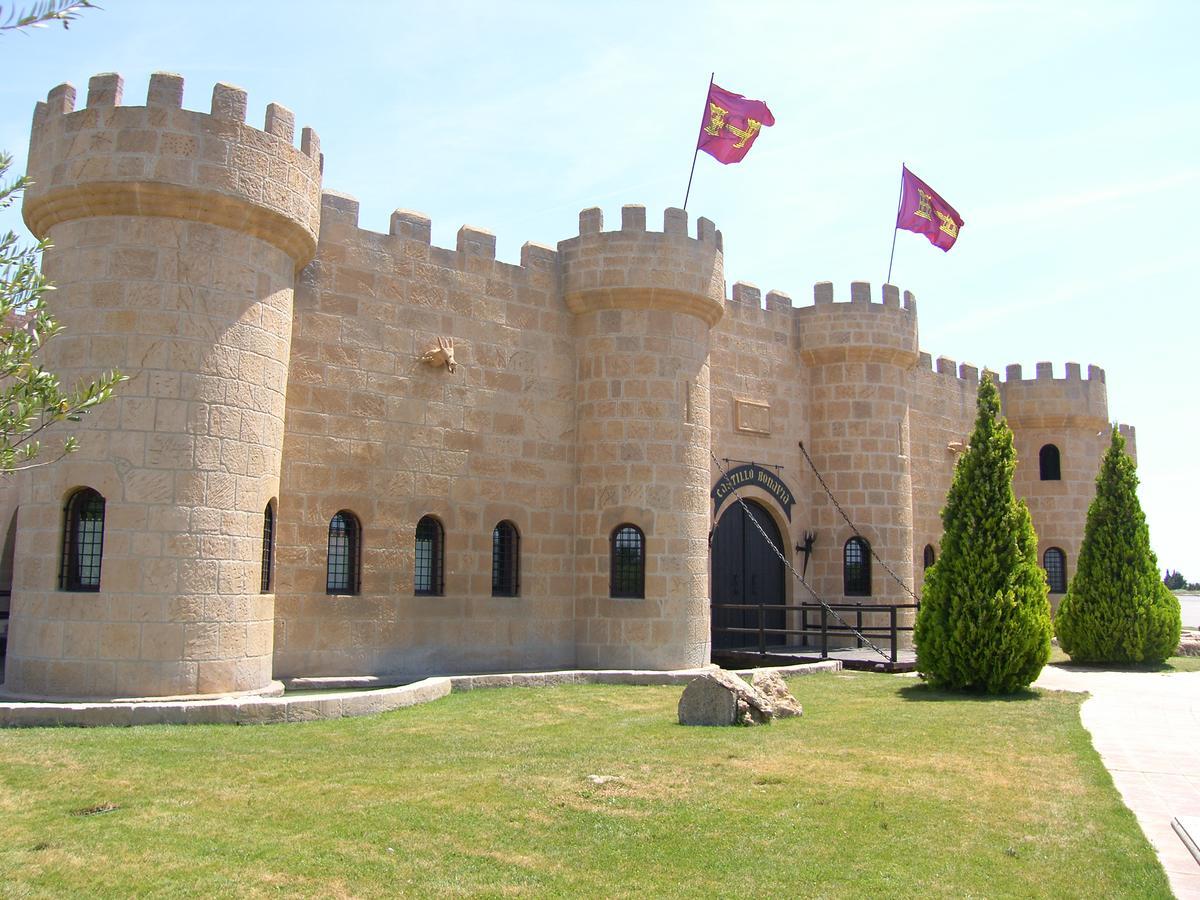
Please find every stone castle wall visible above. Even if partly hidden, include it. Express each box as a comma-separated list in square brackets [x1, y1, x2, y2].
[0, 71, 1136, 698]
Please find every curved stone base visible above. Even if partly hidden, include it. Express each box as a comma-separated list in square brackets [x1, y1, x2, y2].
[0, 661, 839, 728]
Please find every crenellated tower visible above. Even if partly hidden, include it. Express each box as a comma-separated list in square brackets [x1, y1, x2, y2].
[999, 362, 1131, 609]
[559, 205, 724, 669]
[5, 73, 322, 698]
[797, 281, 919, 614]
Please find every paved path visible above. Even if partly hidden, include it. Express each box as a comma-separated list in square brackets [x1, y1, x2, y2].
[1034, 665, 1200, 899]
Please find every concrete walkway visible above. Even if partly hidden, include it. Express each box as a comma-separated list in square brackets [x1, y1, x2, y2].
[1034, 664, 1200, 899]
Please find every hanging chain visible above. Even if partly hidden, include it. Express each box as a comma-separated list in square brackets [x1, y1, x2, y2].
[796, 441, 921, 605]
[709, 449, 891, 660]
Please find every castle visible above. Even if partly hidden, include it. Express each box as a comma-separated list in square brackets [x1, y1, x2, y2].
[0, 73, 1133, 701]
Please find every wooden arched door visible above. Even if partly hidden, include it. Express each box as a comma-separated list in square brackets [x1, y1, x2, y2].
[711, 500, 786, 650]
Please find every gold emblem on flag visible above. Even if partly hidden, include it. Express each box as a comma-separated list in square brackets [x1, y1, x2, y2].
[915, 189, 933, 221]
[704, 103, 762, 148]
[936, 211, 959, 239]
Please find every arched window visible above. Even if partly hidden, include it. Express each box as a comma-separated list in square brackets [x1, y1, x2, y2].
[60, 488, 105, 591]
[923, 544, 936, 570]
[843, 536, 872, 597]
[326, 511, 361, 595]
[610, 524, 645, 599]
[260, 501, 275, 593]
[414, 515, 444, 596]
[1044, 547, 1067, 594]
[1039, 444, 1061, 481]
[491, 521, 520, 597]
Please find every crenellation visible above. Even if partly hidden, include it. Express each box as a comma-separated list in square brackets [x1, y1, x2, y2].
[147, 72, 184, 108]
[902, 290, 916, 311]
[730, 281, 761, 306]
[1036, 361, 1054, 379]
[300, 126, 320, 160]
[882, 284, 900, 308]
[1006, 363, 1023, 381]
[519, 242, 556, 269]
[86, 73, 123, 108]
[814, 281, 834, 304]
[579, 207, 603, 234]
[46, 82, 76, 115]
[664, 207, 687, 236]
[764, 289, 791, 312]
[457, 225, 496, 259]
[1088, 364, 1105, 382]
[1065, 362, 1081, 381]
[936, 356, 956, 375]
[958, 363, 978, 382]
[320, 191, 360, 227]
[850, 281, 871, 303]
[918, 351, 933, 369]
[264, 103, 295, 143]
[210, 82, 248, 123]
[697, 216, 716, 243]
[621, 204, 646, 232]
[389, 209, 431, 243]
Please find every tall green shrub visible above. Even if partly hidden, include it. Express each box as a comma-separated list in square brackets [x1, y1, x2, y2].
[1055, 430, 1181, 663]
[914, 375, 1052, 692]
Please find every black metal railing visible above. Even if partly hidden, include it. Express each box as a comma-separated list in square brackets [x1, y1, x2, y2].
[711, 601, 918, 663]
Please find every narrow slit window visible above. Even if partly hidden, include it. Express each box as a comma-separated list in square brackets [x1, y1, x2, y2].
[60, 488, 105, 592]
[326, 511, 361, 595]
[1039, 444, 1061, 481]
[1044, 547, 1067, 594]
[260, 501, 275, 593]
[415, 516, 444, 596]
[843, 536, 872, 597]
[923, 544, 936, 570]
[610, 524, 645, 599]
[491, 521, 519, 597]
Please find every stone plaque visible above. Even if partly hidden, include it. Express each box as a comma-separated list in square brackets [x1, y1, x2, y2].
[735, 399, 770, 435]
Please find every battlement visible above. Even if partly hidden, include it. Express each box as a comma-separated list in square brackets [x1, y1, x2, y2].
[558, 204, 725, 326]
[792, 281, 918, 367]
[24, 72, 323, 266]
[315, 190, 560, 287]
[997, 360, 1109, 428]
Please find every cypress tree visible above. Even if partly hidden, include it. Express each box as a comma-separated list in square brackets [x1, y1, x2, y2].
[1054, 430, 1181, 663]
[914, 374, 1052, 692]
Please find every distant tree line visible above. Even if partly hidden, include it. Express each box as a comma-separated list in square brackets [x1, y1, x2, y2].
[1164, 570, 1200, 591]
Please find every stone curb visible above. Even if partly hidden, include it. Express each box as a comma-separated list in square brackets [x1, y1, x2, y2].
[0, 660, 839, 728]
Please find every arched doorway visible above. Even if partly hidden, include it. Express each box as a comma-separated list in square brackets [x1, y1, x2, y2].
[711, 499, 786, 650]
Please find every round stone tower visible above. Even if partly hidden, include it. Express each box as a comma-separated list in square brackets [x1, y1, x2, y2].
[797, 281, 919, 621]
[559, 205, 724, 669]
[4, 73, 321, 699]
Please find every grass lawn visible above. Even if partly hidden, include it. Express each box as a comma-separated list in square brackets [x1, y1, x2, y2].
[0, 672, 1173, 899]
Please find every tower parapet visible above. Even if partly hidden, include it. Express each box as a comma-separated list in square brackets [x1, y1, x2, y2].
[559, 206, 723, 669]
[5, 74, 321, 699]
[998, 361, 1109, 429]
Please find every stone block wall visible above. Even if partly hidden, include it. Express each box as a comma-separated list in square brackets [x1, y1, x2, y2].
[271, 194, 579, 679]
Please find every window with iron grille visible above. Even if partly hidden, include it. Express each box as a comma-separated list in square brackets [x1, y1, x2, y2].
[491, 520, 519, 597]
[1044, 547, 1067, 594]
[414, 515, 443, 596]
[1039, 444, 1061, 481]
[260, 502, 275, 593]
[843, 536, 872, 597]
[923, 544, 936, 570]
[326, 511, 361, 595]
[60, 488, 105, 591]
[610, 524, 645, 599]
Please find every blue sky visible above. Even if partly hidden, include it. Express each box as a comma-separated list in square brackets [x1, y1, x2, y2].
[2, 0, 1197, 576]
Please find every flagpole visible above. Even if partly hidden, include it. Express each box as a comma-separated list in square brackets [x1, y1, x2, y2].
[682, 72, 715, 212]
[886, 163, 906, 285]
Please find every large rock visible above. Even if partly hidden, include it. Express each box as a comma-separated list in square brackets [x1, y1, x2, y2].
[1178, 631, 1200, 657]
[678, 670, 774, 726]
[750, 670, 803, 718]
